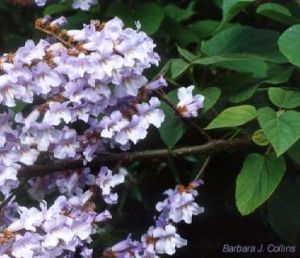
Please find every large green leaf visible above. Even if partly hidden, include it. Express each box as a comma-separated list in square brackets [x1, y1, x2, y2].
[202, 26, 286, 63]
[160, 17, 199, 47]
[176, 46, 196, 62]
[159, 91, 188, 149]
[206, 105, 256, 129]
[268, 87, 300, 109]
[257, 107, 300, 156]
[236, 153, 286, 215]
[267, 176, 300, 244]
[134, 3, 164, 35]
[193, 54, 268, 77]
[163, 3, 195, 22]
[257, 3, 298, 25]
[106, 3, 135, 26]
[188, 20, 220, 39]
[212, 59, 268, 78]
[228, 84, 258, 103]
[220, 0, 254, 29]
[43, 3, 72, 15]
[170, 58, 189, 79]
[263, 66, 294, 85]
[65, 12, 92, 29]
[200, 87, 221, 113]
[278, 25, 300, 68]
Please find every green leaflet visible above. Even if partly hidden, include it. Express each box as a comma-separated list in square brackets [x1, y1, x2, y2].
[257, 107, 300, 156]
[206, 105, 256, 129]
[236, 153, 286, 215]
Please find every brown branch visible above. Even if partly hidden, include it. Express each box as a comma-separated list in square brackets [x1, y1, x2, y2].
[155, 90, 212, 141]
[19, 137, 253, 178]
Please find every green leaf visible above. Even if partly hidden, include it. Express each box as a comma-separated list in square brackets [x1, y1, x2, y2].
[106, 3, 134, 26]
[278, 25, 300, 68]
[193, 54, 268, 77]
[236, 153, 286, 215]
[267, 176, 300, 244]
[193, 54, 247, 65]
[257, 3, 298, 25]
[220, 0, 255, 29]
[268, 87, 300, 109]
[65, 12, 91, 29]
[257, 107, 300, 156]
[188, 20, 220, 39]
[252, 129, 269, 146]
[206, 105, 256, 129]
[159, 91, 188, 149]
[176, 46, 196, 62]
[228, 84, 258, 103]
[263, 66, 294, 84]
[159, 115, 187, 149]
[200, 87, 221, 113]
[202, 26, 286, 63]
[170, 58, 189, 79]
[191, 54, 278, 78]
[212, 58, 268, 78]
[43, 3, 72, 15]
[106, 3, 163, 34]
[135, 3, 164, 35]
[163, 3, 195, 22]
[161, 17, 199, 47]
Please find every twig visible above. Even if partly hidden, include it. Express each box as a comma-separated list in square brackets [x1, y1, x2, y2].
[155, 90, 212, 141]
[18, 137, 253, 178]
[194, 156, 211, 180]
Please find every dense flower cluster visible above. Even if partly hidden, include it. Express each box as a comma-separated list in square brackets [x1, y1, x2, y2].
[103, 180, 204, 258]
[0, 16, 165, 195]
[34, 0, 97, 10]
[0, 167, 125, 257]
[0, 14, 205, 258]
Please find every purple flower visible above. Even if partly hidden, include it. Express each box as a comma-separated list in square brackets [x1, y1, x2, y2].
[151, 224, 187, 255]
[136, 97, 165, 128]
[43, 101, 72, 126]
[34, 0, 47, 6]
[177, 86, 205, 118]
[0, 75, 24, 107]
[50, 16, 67, 27]
[53, 128, 79, 159]
[32, 62, 62, 94]
[100, 111, 129, 139]
[11, 232, 42, 258]
[95, 167, 127, 204]
[14, 40, 49, 65]
[115, 115, 148, 145]
[8, 203, 46, 232]
[115, 75, 148, 97]
[145, 76, 167, 91]
[72, 0, 97, 11]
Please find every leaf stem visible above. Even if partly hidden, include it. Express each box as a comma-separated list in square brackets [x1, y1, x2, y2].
[194, 156, 211, 180]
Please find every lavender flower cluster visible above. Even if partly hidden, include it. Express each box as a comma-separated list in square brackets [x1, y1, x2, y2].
[0, 166, 126, 257]
[0, 16, 165, 196]
[0, 14, 205, 258]
[103, 180, 204, 257]
[35, 0, 97, 10]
